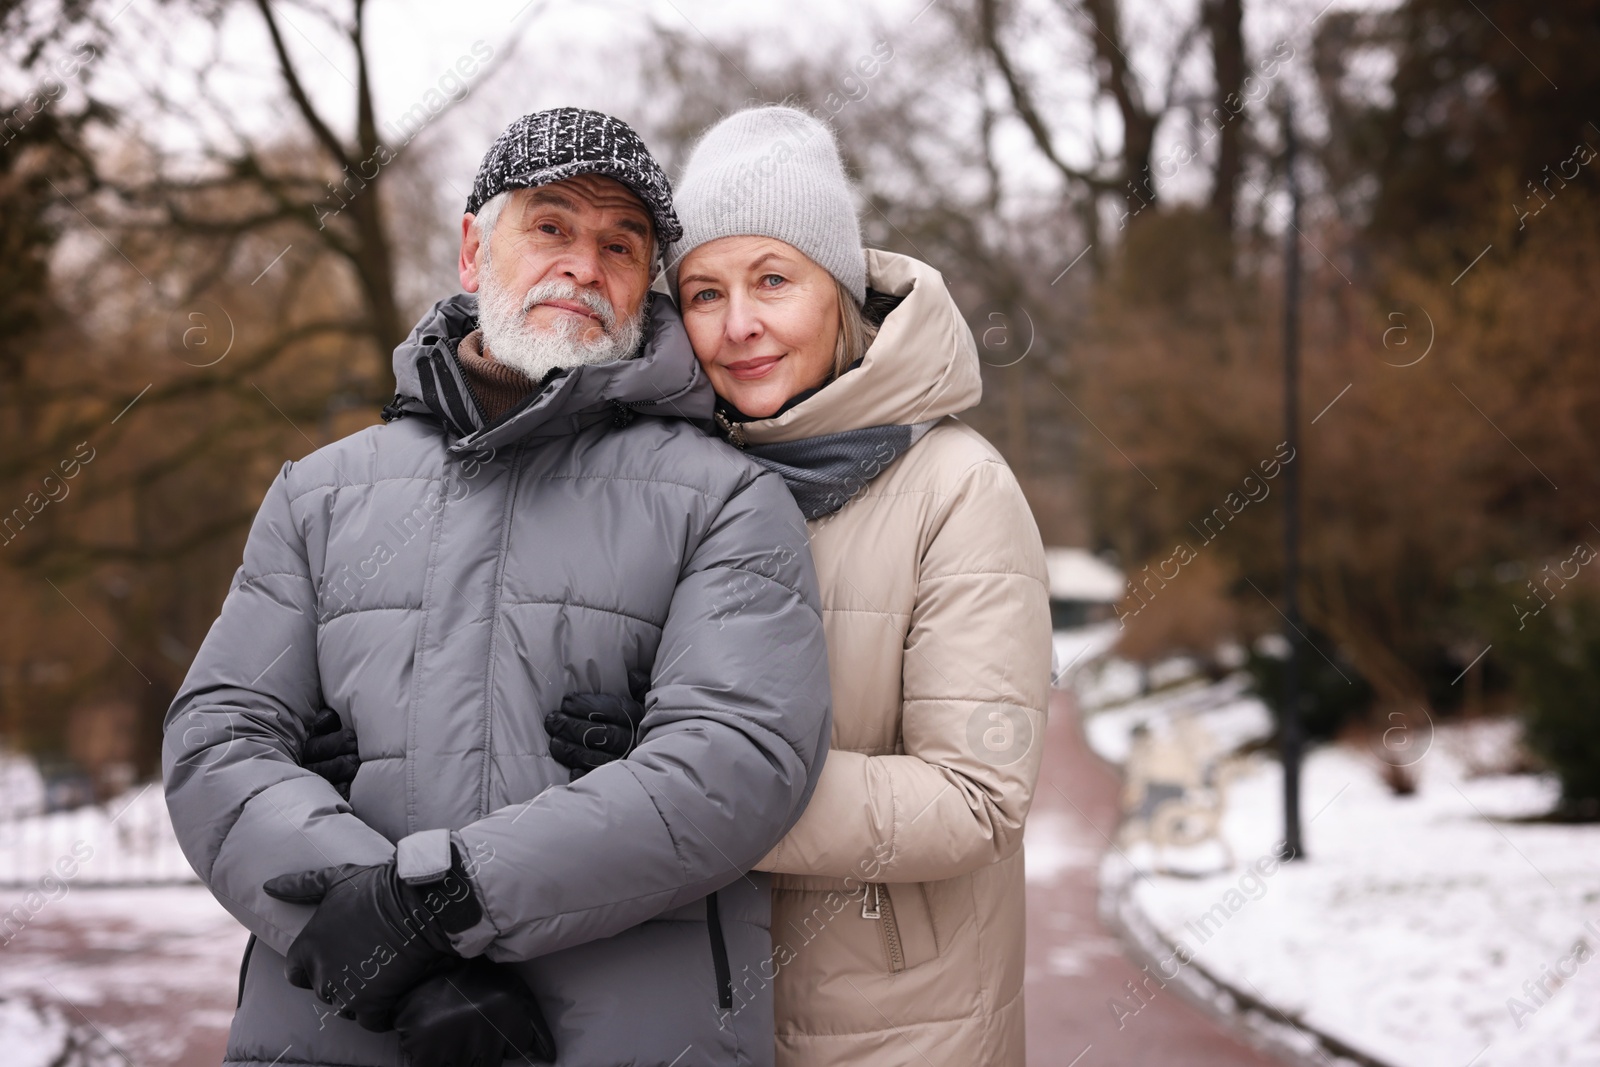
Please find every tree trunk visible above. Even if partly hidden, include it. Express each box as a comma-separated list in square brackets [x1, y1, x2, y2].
[1082, 0, 1160, 226]
[1204, 0, 1244, 238]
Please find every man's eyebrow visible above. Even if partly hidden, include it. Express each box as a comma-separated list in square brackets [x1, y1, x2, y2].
[614, 217, 650, 240]
[525, 189, 578, 212]
[523, 189, 650, 241]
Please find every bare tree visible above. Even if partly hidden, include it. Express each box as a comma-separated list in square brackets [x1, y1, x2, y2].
[105, 0, 537, 388]
[1202, 0, 1244, 233]
[973, 0, 1212, 261]
[0, 0, 538, 769]
[1077, 0, 1164, 215]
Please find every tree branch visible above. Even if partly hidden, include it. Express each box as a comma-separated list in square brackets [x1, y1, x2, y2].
[978, 0, 1115, 194]
[252, 0, 353, 172]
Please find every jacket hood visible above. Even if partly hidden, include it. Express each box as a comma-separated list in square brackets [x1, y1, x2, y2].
[736, 250, 981, 446]
[388, 290, 715, 453]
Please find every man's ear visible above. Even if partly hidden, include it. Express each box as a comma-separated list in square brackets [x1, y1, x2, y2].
[459, 214, 483, 293]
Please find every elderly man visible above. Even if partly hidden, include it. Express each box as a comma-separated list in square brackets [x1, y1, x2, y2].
[163, 108, 830, 1067]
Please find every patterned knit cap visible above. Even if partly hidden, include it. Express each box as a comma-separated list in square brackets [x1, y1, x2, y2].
[465, 108, 682, 244]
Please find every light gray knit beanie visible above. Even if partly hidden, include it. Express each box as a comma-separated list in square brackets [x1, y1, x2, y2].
[667, 106, 866, 305]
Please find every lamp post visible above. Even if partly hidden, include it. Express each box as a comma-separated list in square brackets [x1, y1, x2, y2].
[1280, 99, 1305, 861]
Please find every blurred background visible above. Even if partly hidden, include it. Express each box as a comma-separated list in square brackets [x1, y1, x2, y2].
[1, 0, 1597, 1064]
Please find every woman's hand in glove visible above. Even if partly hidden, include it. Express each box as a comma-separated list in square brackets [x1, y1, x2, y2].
[303, 708, 359, 799]
[543, 670, 650, 779]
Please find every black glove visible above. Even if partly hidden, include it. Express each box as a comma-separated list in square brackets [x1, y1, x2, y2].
[543, 670, 650, 779]
[262, 856, 480, 1028]
[304, 708, 360, 799]
[392, 957, 555, 1067]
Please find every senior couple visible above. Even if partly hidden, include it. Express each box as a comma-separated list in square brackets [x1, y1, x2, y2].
[163, 106, 1050, 1067]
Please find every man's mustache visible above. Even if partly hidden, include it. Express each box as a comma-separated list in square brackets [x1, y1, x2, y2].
[519, 282, 619, 333]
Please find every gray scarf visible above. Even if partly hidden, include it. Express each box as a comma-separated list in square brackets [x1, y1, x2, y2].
[719, 415, 938, 519]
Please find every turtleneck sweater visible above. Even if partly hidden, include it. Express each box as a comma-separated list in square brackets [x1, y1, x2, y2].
[455, 329, 536, 424]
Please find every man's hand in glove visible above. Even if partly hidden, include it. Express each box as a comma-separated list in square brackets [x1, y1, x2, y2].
[303, 708, 359, 799]
[262, 843, 481, 1027]
[543, 669, 650, 779]
[393, 957, 555, 1067]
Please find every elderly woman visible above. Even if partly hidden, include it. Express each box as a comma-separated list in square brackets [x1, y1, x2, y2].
[600, 105, 1052, 1066]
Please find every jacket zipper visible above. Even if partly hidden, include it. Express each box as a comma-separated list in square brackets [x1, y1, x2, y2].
[477, 442, 525, 816]
[863, 883, 905, 974]
[707, 891, 733, 1011]
[237, 933, 256, 1008]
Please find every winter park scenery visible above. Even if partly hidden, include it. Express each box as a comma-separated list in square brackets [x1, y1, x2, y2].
[4, 0, 1599, 1064]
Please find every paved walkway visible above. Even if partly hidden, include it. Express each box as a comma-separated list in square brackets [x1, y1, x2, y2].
[0, 886, 243, 1067]
[1023, 688, 1284, 1067]
[5, 690, 1286, 1067]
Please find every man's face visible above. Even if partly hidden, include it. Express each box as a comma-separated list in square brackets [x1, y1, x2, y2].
[459, 174, 654, 347]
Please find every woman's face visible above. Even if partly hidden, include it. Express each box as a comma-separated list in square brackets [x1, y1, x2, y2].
[677, 237, 840, 418]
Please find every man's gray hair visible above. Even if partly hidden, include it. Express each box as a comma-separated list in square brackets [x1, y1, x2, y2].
[472, 191, 512, 268]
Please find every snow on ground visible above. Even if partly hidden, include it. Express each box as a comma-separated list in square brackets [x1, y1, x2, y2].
[1024, 806, 1129, 982]
[0, 886, 246, 1065]
[1128, 747, 1600, 1067]
[1051, 620, 1123, 688]
[0, 996, 124, 1067]
[0, 759, 233, 1061]
[1082, 670, 1274, 766]
[1070, 640, 1600, 1067]
[1024, 808, 1104, 885]
[0, 748, 47, 821]
[0, 781, 197, 886]
[2, 997, 80, 1067]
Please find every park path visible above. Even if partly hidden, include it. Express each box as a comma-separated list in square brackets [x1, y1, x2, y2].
[0, 885, 244, 1067]
[3, 688, 1287, 1067]
[1022, 687, 1285, 1067]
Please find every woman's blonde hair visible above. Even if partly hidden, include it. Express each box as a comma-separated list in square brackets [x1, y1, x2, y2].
[831, 277, 878, 381]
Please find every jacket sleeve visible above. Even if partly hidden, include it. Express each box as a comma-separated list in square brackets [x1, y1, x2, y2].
[443, 469, 832, 962]
[755, 456, 1052, 884]
[161, 463, 398, 955]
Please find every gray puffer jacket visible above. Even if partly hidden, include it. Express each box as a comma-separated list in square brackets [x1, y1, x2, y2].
[162, 292, 831, 1067]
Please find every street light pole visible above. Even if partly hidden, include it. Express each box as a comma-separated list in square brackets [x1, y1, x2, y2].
[1280, 100, 1305, 861]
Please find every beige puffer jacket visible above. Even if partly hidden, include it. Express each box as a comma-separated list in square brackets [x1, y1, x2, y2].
[740, 250, 1052, 1066]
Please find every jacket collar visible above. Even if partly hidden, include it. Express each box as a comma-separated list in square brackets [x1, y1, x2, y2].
[387, 290, 715, 454]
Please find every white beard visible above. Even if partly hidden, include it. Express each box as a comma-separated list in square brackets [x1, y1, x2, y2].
[476, 272, 646, 383]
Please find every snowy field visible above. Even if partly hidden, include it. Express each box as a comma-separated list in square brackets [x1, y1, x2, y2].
[0, 784, 197, 887]
[0, 752, 239, 1065]
[0, 886, 245, 1066]
[1070, 643, 1600, 1067]
[0, 751, 197, 887]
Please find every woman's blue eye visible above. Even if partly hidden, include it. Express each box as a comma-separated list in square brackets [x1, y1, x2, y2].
[762, 274, 785, 287]
[693, 289, 718, 302]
